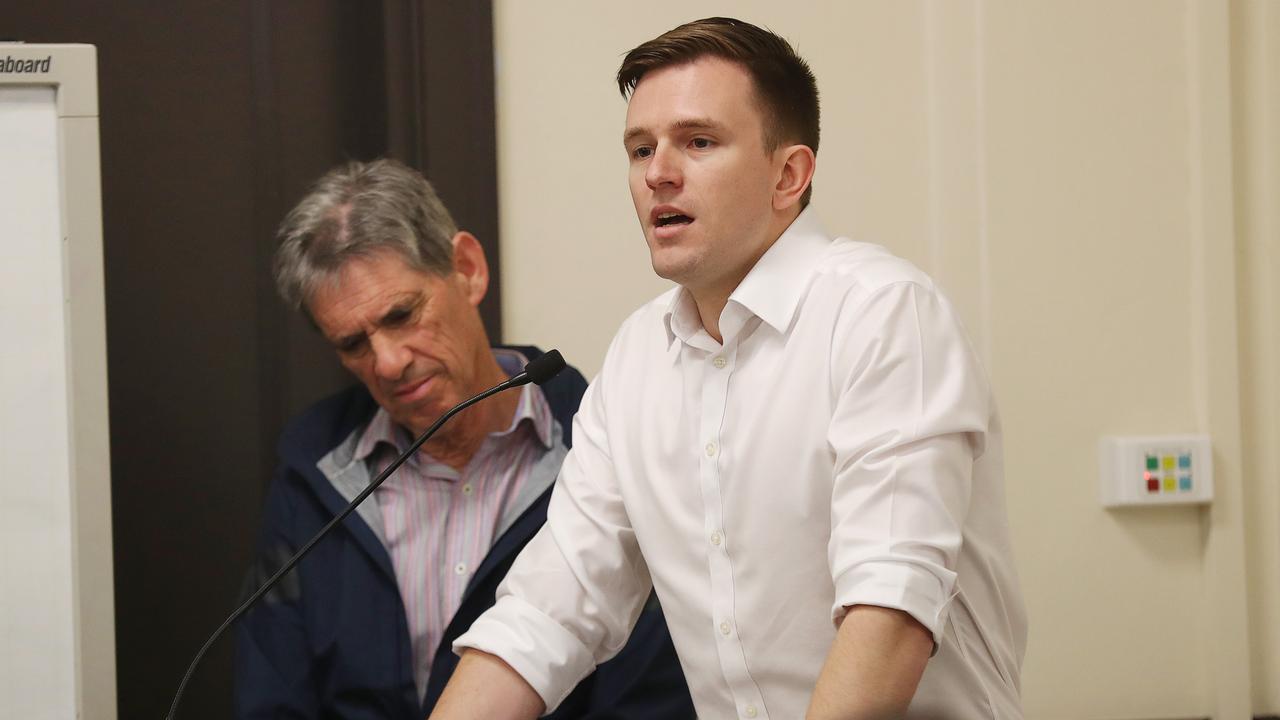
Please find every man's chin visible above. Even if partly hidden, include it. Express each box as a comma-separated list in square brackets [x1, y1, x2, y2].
[650, 256, 696, 285]
[398, 416, 443, 442]
[395, 396, 464, 433]
[387, 401, 441, 435]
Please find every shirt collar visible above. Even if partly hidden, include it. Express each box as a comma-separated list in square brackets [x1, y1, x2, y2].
[663, 207, 831, 348]
[352, 348, 555, 465]
[493, 349, 555, 450]
[662, 287, 702, 349]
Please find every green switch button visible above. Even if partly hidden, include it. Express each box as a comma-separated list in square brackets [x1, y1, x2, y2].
[1146, 455, 1159, 471]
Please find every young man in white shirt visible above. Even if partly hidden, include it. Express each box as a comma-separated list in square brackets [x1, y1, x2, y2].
[430, 17, 1027, 720]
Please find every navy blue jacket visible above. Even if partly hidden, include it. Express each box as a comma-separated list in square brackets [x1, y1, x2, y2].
[234, 347, 692, 719]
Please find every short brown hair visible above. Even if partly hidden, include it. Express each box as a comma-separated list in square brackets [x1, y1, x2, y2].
[617, 17, 820, 206]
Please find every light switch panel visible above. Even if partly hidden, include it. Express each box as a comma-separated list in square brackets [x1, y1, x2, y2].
[1099, 435, 1213, 507]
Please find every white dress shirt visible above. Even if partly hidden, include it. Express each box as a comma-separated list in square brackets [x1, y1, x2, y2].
[456, 209, 1027, 719]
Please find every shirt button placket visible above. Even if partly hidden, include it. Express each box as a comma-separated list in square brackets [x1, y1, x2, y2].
[698, 342, 764, 718]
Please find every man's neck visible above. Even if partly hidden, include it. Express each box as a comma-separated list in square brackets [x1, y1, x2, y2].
[692, 288, 733, 345]
[692, 207, 801, 344]
[418, 350, 520, 470]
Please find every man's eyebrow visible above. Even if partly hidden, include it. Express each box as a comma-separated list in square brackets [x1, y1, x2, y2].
[377, 295, 422, 324]
[623, 117, 727, 145]
[326, 293, 422, 348]
[623, 126, 650, 146]
[671, 117, 726, 133]
[331, 328, 366, 349]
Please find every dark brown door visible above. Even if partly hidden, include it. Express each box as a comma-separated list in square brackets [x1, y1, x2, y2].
[5, 2, 498, 717]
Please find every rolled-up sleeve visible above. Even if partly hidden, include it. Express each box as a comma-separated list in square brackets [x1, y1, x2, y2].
[827, 280, 990, 648]
[454, 369, 653, 712]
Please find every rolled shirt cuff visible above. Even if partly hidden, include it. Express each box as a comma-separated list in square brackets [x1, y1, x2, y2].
[831, 558, 957, 650]
[453, 594, 598, 714]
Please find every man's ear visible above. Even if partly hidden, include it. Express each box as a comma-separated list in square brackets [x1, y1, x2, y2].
[772, 144, 816, 211]
[450, 231, 489, 306]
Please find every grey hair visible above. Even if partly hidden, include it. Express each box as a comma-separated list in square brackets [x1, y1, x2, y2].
[273, 158, 458, 311]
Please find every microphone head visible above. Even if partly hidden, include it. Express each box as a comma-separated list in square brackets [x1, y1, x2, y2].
[523, 349, 566, 386]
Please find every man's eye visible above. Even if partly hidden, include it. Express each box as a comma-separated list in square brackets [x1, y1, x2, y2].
[385, 309, 411, 325]
[691, 137, 713, 149]
[632, 146, 653, 160]
[337, 338, 368, 355]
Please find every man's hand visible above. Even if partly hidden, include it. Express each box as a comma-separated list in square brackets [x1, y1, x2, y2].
[805, 605, 933, 720]
[428, 650, 545, 720]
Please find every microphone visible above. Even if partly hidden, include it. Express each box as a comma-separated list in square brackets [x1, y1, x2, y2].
[506, 348, 565, 388]
[165, 350, 568, 719]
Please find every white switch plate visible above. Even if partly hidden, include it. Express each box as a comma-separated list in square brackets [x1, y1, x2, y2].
[1099, 435, 1213, 507]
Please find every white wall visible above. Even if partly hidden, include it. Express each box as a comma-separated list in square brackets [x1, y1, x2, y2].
[495, 1, 1278, 717]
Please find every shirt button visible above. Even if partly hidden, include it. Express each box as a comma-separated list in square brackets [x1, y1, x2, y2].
[744, 704, 758, 718]
[461, 483, 473, 495]
[712, 356, 727, 369]
[710, 531, 722, 546]
[454, 562, 467, 575]
[719, 621, 731, 636]
[705, 442, 717, 457]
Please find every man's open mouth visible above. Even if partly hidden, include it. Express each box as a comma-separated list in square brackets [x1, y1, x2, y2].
[655, 212, 693, 227]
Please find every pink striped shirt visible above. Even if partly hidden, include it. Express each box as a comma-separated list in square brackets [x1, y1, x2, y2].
[356, 351, 556, 700]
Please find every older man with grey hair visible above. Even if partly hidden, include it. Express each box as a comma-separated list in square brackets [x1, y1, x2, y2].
[234, 159, 692, 720]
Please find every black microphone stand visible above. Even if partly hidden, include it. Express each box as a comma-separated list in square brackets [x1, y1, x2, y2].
[164, 350, 565, 719]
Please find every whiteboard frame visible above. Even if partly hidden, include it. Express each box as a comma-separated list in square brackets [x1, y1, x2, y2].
[1, 43, 116, 720]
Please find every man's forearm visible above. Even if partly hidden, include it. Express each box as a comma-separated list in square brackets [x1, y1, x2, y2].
[806, 605, 933, 720]
[428, 649, 545, 720]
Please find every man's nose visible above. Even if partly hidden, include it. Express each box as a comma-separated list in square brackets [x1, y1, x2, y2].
[645, 143, 683, 189]
[369, 332, 412, 382]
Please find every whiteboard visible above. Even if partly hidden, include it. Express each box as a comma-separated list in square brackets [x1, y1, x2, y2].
[0, 45, 115, 720]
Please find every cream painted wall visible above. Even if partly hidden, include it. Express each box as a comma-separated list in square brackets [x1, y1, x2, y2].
[1233, 0, 1280, 711]
[495, 1, 1275, 717]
